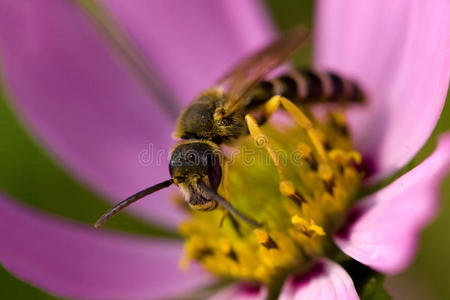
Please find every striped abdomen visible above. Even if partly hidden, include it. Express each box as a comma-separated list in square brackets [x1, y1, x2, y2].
[247, 68, 364, 110]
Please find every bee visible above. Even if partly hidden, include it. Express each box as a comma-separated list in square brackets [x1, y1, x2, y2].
[94, 28, 363, 229]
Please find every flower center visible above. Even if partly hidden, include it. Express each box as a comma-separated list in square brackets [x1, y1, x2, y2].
[179, 103, 363, 285]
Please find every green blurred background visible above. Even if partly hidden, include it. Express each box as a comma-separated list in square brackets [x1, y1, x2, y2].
[0, 1, 448, 299]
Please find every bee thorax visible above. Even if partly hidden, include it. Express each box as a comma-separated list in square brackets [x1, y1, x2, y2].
[174, 89, 246, 144]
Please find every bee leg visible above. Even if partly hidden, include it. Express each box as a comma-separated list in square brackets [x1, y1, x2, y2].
[219, 159, 231, 227]
[227, 212, 242, 236]
[219, 209, 229, 227]
[223, 159, 231, 200]
[277, 96, 329, 163]
[219, 210, 241, 236]
[245, 113, 286, 181]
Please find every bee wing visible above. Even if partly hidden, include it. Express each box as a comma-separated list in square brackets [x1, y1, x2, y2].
[217, 27, 309, 115]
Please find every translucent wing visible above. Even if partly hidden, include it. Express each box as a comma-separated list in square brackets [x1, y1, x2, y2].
[217, 27, 309, 115]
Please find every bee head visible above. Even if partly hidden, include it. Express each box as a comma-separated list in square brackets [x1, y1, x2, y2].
[169, 141, 223, 190]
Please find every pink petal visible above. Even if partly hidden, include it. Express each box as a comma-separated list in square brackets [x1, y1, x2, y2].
[334, 133, 450, 274]
[314, 0, 450, 179]
[208, 284, 267, 300]
[0, 0, 273, 226]
[279, 259, 359, 300]
[0, 192, 212, 300]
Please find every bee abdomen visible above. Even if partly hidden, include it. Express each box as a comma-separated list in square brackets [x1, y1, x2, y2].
[249, 69, 364, 108]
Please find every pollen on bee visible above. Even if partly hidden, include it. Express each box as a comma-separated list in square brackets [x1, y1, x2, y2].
[179, 105, 363, 284]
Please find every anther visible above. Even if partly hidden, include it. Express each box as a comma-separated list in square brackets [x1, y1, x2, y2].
[227, 248, 239, 262]
[291, 216, 326, 237]
[318, 164, 333, 179]
[323, 178, 335, 195]
[328, 149, 347, 164]
[328, 150, 362, 175]
[318, 164, 335, 195]
[254, 229, 279, 249]
[309, 224, 326, 236]
[291, 215, 308, 230]
[219, 241, 239, 262]
[195, 248, 214, 261]
[309, 219, 326, 236]
[280, 180, 306, 207]
[349, 151, 362, 165]
[298, 143, 318, 171]
[328, 149, 347, 174]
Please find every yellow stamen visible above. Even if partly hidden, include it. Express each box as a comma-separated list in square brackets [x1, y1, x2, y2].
[254, 229, 278, 249]
[328, 149, 347, 164]
[179, 98, 363, 285]
[291, 216, 326, 236]
[280, 180, 306, 207]
[349, 151, 362, 165]
[291, 215, 309, 228]
[279, 97, 329, 162]
[298, 143, 318, 170]
[280, 180, 295, 196]
[254, 228, 270, 244]
[263, 95, 281, 119]
[318, 164, 334, 181]
[245, 114, 285, 180]
[309, 224, 326, 236]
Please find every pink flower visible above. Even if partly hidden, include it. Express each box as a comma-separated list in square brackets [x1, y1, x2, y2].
[0, 0, 449, 299]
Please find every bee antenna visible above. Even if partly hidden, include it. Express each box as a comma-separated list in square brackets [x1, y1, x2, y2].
[197, 181, 262, 228]
[94, 179, 174, 228]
